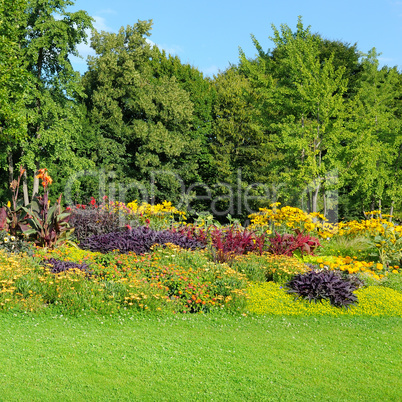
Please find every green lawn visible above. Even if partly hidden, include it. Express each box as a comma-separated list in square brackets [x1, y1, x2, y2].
[0, 313, 401, 401]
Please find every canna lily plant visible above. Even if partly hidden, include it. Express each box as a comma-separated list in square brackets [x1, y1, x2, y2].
[0, 166, 30, 235]
[22, 169, 75, 248]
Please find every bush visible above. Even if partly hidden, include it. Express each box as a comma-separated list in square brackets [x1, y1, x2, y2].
[380, 272, 402, 293]
[230, 252, 309, 283]
[0, 230, 33, 255]
[79, 226, 205, 254]
[209, 226, 266, 263]
[68, 206, 122, 241]
[268, 231, 320, 257]
[285, 270, 361, 308]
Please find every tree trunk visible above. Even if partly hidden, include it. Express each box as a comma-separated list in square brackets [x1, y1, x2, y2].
[312, 180, 321, 213]
[389, 202, 394, 223]
[370, 199, 375, 218]
[22, 170, 29, 206]
[7, 151, 14, 185]
[306, 191, 311, 213]
[32, 161, 40, 199]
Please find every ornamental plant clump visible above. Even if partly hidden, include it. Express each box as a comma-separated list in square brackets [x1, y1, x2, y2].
[68, 201, 122, 241]
[247, 282, 402, 316]
[23, 169, 74, 248]
[170, 225, 208, 246]
[42, 258, 90, 274]
[0, 230, 33, 255]
[268, 231, 320, 257]
[248, 203, 335, 238]
[209, 226, 266, 263]
[125, 199, 187, 230]
[285, 270, 361, 308]
[79, 226, 205, 254]
[230, 252, 309, 283]
[0, 166, 30, 236]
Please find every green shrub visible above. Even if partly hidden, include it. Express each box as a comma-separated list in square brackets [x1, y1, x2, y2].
[230, 252, 309, 283]
[317, 235, 374, 260]
[380, 272, 402, 293]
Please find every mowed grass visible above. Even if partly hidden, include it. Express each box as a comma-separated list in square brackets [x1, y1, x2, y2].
[0, 313, 401, 401]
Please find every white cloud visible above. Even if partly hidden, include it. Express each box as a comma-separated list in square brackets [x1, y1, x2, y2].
[72, 16, 115, 63]
[92, 16, 115, 33]
[201, 65, 219, 77]
[146, 39, 183, 57]
[71, 17, 186, 74]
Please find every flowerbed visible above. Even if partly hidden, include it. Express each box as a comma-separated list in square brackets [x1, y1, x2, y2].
[247, 282, 402, 316]
[0, 175, 401, 317]
[0, 245, 248, 314]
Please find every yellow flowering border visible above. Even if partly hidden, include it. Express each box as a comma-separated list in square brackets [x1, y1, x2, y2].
[247, 282, 402, 317]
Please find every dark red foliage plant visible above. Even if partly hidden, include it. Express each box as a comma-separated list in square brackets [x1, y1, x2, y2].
[209, 226, 266, 264]
[170, 225, 208, 245]
[268, 230, 320, 257]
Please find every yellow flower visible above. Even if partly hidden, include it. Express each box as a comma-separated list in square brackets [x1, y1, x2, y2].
[7, 201, 11, 208]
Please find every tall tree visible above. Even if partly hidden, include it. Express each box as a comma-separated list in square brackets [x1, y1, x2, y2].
[342, 49, 402, 215]
[210, 66, 276, 217]
[150, 48, 216, 185]
[83, 21, 201, 205]
[15, 0, 94, 202]
[0, 0, 32, 197]
[240, 17, 348, 214]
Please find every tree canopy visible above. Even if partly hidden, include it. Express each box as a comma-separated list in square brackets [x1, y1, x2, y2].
[0, 6, 401, 222]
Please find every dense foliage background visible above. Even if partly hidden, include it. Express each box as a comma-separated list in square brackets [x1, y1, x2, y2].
[1, 0, 401, 222]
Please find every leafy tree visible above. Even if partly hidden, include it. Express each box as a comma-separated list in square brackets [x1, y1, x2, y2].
[342, 49, 402, 215]
[83, 21, 202, 206]
[0, 0, 94, 204]
[21, 0, 92, 198]
[316, 38, 363, 98]
[210, 66, 276, 218]
[240, 17, 348, 214]
[150, 48, 216, 183]
[0, 0, 32, 198]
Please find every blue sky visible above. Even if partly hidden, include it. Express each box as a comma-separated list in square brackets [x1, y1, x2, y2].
[69, 0, 402, 77]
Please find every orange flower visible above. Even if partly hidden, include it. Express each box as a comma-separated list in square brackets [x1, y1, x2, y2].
[36, 168, 53, 188]
[36, 168, 47, 179]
